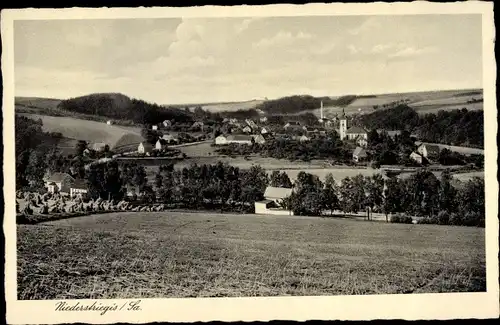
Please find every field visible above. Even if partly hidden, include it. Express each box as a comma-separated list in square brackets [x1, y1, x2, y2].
[17, 211, 485, 299]
[310, 89, 483, 119]
[18, 113, 143, 149]
[200, 100, 264, 112]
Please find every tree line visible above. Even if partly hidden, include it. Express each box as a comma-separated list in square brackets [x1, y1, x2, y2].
[84, 161, 484, 227]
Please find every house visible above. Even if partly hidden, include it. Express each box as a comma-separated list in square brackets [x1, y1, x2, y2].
[192, 121, 204, 130]
[260, 116, 268, 123]
[255, 186, 294, 216]
[251, 134, 266, 144]
[410, 151, 424, 164]
[346, 126, 368, 141]
[162, 120, 172, 128]
[324, 119, 336, 129]
[92, 143, 108, 152]
[302, 126, 309, 132]
[226, 134, 253, 145]
[215, 134, 254, 145]
[261, 127, 271, 134]
[284, 121, 301, 129]
[245, 119, 258, 130]
[152, 125, 158, 131]
[352, 147, 368, 163]
[138, 142, 154, 154]
[162, 134, 179, 144]
[215, 135, 229, 145]
[356, 135, 368, 148]
[106, 120, 113, 125]
[299, 135, 310, 142]
[155, 139, 168, 150]
[44, 172, 75, 195]
[416, 143, 440, 159]
[70, 179, 88, 198]
[229, 118, 239, 125]
[242, 125, 253, 134]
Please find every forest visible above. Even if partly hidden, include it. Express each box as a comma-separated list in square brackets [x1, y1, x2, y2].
[57, 93, 194, 125]
[358, 105, 484, 148]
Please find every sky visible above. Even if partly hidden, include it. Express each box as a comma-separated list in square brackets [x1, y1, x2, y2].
[14, 14, 483, 105]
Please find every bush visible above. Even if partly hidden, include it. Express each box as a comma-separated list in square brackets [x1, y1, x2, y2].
[437, 210, 450, 225]
[390, 214, 413, 224]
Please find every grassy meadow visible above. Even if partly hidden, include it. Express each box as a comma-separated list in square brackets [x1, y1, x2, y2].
[17, 211, 485, 300]
[17, 113, 142, 149]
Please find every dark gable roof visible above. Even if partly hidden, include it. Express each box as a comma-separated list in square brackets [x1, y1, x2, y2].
[286, 121, 300, 125]
[353, 147, 367, 157]
[227, 134, 253, 141]
[347, 126, 368, 134]
[423, 144, 440, 154]
[141, 142, 154, 150]
[46, 172, 74, 182]
[71, 179, 87, 189]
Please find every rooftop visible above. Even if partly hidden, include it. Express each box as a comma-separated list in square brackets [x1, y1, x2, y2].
[264, 186, 293, 200]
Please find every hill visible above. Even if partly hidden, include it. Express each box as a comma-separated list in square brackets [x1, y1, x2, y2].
[56, 93, 194, 125]
[18, 114, 145, 150]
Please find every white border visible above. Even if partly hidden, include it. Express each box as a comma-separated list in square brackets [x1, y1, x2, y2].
[2, 3, 498, 323]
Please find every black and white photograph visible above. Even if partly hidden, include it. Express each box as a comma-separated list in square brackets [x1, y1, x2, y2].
[3, 2, 498, 323]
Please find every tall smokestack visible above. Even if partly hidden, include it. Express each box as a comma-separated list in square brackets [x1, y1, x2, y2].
[320, 100, 324, 119]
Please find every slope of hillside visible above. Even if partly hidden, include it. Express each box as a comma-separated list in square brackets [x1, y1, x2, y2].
[18, 114, 144, 149]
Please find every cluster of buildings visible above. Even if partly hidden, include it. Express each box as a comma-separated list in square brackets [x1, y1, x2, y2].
[44, 172, 88, 198]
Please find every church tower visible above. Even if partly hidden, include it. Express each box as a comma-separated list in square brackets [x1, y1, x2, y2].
[339, 108, 347, 140]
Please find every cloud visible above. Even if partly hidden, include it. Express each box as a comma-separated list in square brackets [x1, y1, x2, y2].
[348, 17, 381, 36]
[253, 31, 314, 49]
[371, 43, 395, 54]
[388, 46, 438, 58]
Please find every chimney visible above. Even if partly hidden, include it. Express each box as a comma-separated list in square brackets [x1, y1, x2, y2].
[320, 100, 324, 119]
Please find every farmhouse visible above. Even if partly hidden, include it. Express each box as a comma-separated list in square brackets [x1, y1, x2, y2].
[192, 121, 204, 130]
[92, 142, 108, 152]
[215, 134, 254, 145]
[255, 186, 294, 216]
[410, 151, 424, 164]
[353, 147, 368, 163]
[284, 121, 301, 130]
[70, 179, 88, 198]
[162, 120, 172, 128]
[226, 135, 254, 145]
[245, 119, 258, 130]
[346, 126, 368, 141]
[299, 135, 311, 142]
[155, 139, 168, 150]
[44, 172, 75, 195]
[416, 143, 440, 159]
[261, 127, 271, 134]
[162, 134, 179, 144]
[242, 125, 253, 134]
[138, 142, 154, 154]
[251, 134, 266, 144]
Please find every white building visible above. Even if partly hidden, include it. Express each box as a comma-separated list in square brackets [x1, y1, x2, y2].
[138, 142, 154, 154]
[152, 125, 158, 131]
[44, 172, 75, 195]
[254, 186, 294, 216]
[410, 151, 424, 164]
[70, 179, 88, 198]
[353, 146, 368, 163]
[346, 126, 368, 141]
[106, 120, 113, 125]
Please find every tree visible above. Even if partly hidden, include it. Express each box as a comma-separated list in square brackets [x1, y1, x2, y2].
[339, 175, 367, 214]
[438, 169, 457, 213]
[365, 174, 385, 220]
[270, 171, 293, 188]
[383, 176, 405, 222]
[322, 173, 339, 215]
[75, 140, 88, 156]
[240, 165, 269, 203]
[405, 169, 440, 218]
